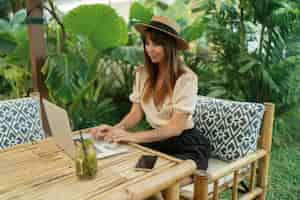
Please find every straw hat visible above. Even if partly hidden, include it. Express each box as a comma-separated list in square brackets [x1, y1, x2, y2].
[134, 16, 189, 50]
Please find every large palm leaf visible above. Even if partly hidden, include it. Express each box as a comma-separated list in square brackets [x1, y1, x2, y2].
[129, 1, 153, 25]
[63, 4, 128, 52]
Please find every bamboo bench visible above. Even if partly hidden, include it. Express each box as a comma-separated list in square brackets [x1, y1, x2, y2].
[181, 97, 275, 200]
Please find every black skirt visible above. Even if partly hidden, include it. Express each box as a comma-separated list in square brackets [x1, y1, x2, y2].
[141, 128, 210, 170]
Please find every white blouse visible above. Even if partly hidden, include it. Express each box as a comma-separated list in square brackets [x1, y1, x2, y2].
[129, 66, 198, 130]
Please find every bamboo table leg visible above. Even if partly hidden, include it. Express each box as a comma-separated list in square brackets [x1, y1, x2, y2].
[162, 182, 180, 200]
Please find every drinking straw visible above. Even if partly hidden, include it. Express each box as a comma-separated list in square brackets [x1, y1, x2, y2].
[79, 131, 92, 177]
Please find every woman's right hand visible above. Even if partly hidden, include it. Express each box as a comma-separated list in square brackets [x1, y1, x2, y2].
[90, 124, 114, 140]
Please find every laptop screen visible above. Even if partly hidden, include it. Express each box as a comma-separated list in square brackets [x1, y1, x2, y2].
[42, 99, 76, 158]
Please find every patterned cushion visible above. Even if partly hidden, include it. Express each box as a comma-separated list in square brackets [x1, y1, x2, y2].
[193, 96, 265, 161]
[0, 98, 45, 149]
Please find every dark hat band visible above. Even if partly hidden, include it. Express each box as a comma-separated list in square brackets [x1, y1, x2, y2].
[149, 21, 178, 35]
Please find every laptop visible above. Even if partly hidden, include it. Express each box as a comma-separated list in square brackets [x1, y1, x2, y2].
[42, 99, 128, 159]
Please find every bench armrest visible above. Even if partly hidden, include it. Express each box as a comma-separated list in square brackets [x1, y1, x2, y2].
[195, 149, 266, 182]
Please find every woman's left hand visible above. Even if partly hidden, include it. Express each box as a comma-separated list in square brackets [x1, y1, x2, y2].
[110, 128, 138, 143]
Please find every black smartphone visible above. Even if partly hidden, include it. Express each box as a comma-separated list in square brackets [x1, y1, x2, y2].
[135, 155, 158, 171]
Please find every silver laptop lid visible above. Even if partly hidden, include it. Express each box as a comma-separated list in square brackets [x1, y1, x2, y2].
[42, 99, 75, 159]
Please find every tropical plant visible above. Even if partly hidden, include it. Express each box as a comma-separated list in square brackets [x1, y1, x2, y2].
[188, 0, 300, 148]
[0, 9, 31, 98]
[42, 4, 128, 129]
[101, 56, 138, 116]
[0, 0, 25, 19]
[89, 1, 151, 117]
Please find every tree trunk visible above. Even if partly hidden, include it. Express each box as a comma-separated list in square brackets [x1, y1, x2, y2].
[26, 0, 51, 136]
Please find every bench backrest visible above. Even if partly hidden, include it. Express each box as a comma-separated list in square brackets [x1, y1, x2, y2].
[0, 97, 46, 149]
[192, 96, 265, 162]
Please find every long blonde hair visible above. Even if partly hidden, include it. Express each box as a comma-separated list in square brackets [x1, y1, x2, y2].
[142, 28, 185, 107]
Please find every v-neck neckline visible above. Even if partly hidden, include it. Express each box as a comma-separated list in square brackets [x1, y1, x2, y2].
[151, 95, 171, 113]
[153, 97, 163, 112]
[152, 78, 164, 112]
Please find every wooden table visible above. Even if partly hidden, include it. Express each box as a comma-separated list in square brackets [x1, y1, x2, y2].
[0, 138, 196, 200]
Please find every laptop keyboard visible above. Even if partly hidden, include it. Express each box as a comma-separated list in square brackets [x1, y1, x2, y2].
[72, 133, 128, 159]
[95, 141, 119, 150]
[73, 133, 121, 151]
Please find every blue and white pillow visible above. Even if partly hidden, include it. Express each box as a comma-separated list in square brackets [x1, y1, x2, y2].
[193, 96, 265, 161]
[0, 98, 45, 149]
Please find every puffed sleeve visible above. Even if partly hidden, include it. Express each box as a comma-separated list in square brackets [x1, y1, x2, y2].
[172, 73, 198, 114]
[129, 66, 144, 103]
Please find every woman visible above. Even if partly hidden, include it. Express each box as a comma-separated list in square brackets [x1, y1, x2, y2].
[91, 16, 210, 181]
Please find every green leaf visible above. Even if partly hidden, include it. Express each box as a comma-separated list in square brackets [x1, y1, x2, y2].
[69, 76, 98, 115]
[181, 19, 205, 42]
[207, 88, 227, 98]
[45, 54, 78, 104]
[129, 2, 153, 25]
[109, 46, 144, 65]
[63, 4, 128, 52]
[11, 9, 26, 27]
[164, 0, 188, 21]
[0, 19, 9, 31]
[5, 38, 29, 66]
[238, 60, 258, 73]
[116, 17, 128, 45]
[0, 32, 17, 55]
[12, 23, 27, 40]
[262, 69, 280, 93]
[191, 1, 209, 13]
